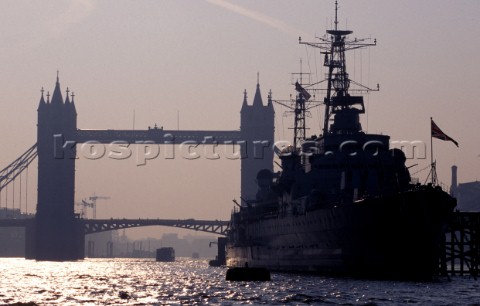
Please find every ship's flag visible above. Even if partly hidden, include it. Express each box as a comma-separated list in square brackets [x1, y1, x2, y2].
[431, 119, 458, 147]
[295, 82, 311, 101]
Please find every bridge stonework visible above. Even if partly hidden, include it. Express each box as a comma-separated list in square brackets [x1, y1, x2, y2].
[240, 83, 275, 201]
[27, 76, 274, 260]
[26, 77, 84, 260]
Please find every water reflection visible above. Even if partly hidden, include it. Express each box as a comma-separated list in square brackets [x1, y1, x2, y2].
[0, 258, 479, 305]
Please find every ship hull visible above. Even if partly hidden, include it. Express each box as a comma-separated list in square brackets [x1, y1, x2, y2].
[226, 186, 455, 279]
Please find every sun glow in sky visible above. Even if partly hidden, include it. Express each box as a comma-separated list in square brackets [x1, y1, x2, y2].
[0, 0, 479, 238]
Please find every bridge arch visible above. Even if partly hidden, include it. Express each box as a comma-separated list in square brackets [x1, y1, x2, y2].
[83, 219, 229, 236]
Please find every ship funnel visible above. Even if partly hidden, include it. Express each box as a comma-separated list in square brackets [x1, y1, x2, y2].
[450, 165, 458, 197]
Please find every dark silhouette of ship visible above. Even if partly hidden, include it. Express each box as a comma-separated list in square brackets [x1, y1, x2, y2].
[226, 2, 456, 279]
[156, 247, 175, 262]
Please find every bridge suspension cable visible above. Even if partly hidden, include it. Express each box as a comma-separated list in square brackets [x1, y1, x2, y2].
[0, 144, 37, 217]
[0, 143, 37, 192]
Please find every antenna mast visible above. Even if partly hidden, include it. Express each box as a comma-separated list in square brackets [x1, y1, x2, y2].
[299, 1, 377, 135]
[273, 59, 320, 149]
[292, 59, 310, 148]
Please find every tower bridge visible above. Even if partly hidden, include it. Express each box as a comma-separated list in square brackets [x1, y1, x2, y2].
[0, 75, 274, 260]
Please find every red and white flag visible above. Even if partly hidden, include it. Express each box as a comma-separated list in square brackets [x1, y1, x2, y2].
[431, 119, 458, 147]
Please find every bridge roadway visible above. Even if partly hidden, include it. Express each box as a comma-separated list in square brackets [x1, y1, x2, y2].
[74, 129, 242, 144]
[0, 218, 230, 236]
[83, 218, 230, 235]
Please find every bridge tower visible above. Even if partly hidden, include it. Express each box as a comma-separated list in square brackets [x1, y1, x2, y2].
[240, 80, 275, 201]
[26, 75, 84, 260]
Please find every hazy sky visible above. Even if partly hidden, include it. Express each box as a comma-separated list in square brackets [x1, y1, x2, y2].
[1, 0, 479, 239]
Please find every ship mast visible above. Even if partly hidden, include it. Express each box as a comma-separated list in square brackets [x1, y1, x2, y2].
[299, 1, 378, 135]
[274, 61, 317, 149]
[293, 82, 308, 148]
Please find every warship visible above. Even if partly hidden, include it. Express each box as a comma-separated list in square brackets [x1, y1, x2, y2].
[226, 3, 456, 279]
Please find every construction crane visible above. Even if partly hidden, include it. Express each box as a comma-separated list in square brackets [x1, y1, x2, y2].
[76, 194, 110, 219]
[88, 194, 110, 219]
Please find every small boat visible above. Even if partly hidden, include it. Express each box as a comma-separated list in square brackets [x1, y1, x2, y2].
[156, 247, 175, 262]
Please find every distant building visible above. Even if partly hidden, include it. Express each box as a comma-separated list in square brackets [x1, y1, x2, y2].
[456, 181, 480, 211]
[450, 165, 480, 211]
[85, 230, 116, 258]
[0, 208, 32, 257]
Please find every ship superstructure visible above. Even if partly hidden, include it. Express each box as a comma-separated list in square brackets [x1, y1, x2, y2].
[226, 2, 456, 279]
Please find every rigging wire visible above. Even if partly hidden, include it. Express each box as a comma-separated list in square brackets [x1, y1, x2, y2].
[354, 49, 356, 88]
[367, 45, 371, 132]
[312, 38, 320, 134]
[314, 45, 322, 135]
[5, 185, 7, 217]
[19, 171, 22, 214]
[360, 45, 363, 89]
[304, 43, 323, 136]
[12, 179, 15, 213]
[411, 163, 431, 176]
[304, 44, 314, 135]
[26, 166, 29, 214]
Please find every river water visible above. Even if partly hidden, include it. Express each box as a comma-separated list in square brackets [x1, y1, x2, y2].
[0, 258, 479, 305]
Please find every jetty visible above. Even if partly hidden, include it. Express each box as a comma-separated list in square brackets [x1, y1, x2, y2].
[441, 211, 480, 278]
